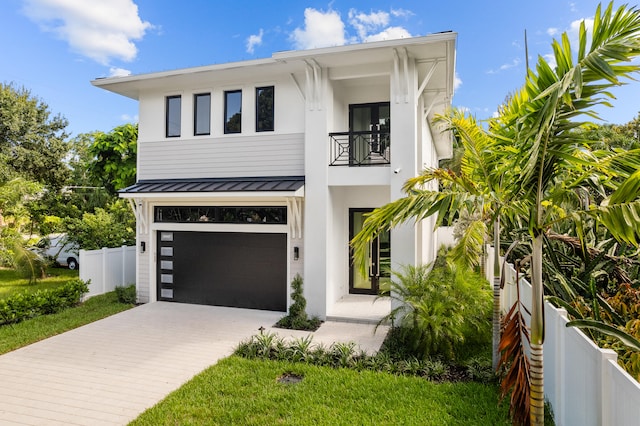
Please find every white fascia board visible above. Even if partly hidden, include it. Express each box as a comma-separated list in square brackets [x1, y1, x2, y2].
[273, 33, 458, 61]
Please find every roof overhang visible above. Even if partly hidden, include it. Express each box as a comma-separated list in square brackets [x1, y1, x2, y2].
[118, 176, 305, 199]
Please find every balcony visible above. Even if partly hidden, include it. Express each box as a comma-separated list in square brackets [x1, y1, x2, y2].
[329, 131, 390, 166]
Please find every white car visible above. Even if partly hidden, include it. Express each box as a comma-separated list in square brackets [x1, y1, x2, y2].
[35, 234, 79, 270]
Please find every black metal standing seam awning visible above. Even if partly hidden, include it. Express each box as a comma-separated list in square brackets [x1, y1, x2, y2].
[118, 176, 305, 195]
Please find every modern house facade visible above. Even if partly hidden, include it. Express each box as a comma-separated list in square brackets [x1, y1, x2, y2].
[92, 33, 457, 319]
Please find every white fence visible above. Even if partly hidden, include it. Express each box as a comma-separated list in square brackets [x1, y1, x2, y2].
[79, 246, 136, 298]
[486, 246, 640, 426]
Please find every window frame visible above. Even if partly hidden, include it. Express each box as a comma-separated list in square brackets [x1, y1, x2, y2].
[165, 95, 182, 138]
[224, 90, 242, 134]
[193, 93, 211, 136]
[255, 86, 274, 132]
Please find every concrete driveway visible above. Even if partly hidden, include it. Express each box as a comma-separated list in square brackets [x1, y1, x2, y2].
[0, 302, 387, 425]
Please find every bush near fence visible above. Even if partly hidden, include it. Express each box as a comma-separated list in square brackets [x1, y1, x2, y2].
[0, 279, 89, 326]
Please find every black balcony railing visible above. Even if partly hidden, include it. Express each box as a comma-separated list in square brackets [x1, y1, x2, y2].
[329, 131, 390, 166]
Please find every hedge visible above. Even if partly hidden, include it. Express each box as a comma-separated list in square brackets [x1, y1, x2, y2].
[0, 279, 89, 326]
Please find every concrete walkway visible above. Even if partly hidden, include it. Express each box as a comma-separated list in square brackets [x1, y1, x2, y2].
[0, 302, 388, 425]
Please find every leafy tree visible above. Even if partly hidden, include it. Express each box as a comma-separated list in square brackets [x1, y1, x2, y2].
[64, 200, 135, 250]
[88, 123, 137, 194]
[0, 83, 70, 189]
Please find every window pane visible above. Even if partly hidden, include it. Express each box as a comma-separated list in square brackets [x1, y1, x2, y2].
[256, 86, 274, 132]
[166, 96, 181, 137]
[194, 93, 211, 135]
[154, 206, 286, 224]
[224, 90, 242, 134]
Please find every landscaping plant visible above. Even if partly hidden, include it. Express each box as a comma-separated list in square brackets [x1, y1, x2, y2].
[379, 260, 492, 362]
[275, 274, 321, 331]
[115, 284, 137, 304]
[0, 279, 88, 326]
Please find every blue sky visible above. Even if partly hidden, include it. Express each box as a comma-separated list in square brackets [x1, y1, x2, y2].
[1, 0, 639, 137]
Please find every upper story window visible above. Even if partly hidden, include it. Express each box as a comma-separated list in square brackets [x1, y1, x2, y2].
[166, 95, 181, 138]
[224, 90, 242, 134]
[165, 95, 181, 138]
[256, 86, 274, 132]
[194, 93, 211, 136]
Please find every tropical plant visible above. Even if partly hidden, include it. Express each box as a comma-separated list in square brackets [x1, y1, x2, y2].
[352, 108, 522, 370]
[495, 4, 640, 422]
[354, 3, 640, 424]
[378, 261, 491, 361]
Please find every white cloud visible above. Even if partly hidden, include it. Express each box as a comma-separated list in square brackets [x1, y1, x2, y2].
[120, 113, 139, 123]
[364, 26, 411, 42]
[290, 8, 346, 49]
[246, 29, 264, 54]
[569, 17, 594, 42]
[547, 27, 558, 36]
[454, 72, 462, 90]
[109, 67, 131, 77]
[500, 58, 521, 71]
[289, 7, 413, 50]
[543, 53, 557, 69]
[22, 0, 152, 65]
[390, 8, 414, 19]
[348, 9, 389, 40]
[487, 58, 521, 74]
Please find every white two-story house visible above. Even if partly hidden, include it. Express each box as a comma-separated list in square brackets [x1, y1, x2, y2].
[92, 33, 457, 320]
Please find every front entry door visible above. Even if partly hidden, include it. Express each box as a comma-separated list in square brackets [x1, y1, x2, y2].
[349, 209, 391, 295]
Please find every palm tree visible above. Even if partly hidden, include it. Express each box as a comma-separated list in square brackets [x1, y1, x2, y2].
[353, 3, 640, 424]
[352, 108, 525, 371]
[501, 4, 640, 423]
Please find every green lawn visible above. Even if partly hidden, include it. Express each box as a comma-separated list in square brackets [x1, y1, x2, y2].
[0, 290, 134, 355]
[0, 267, 79, 298]
[131, 357, 511, 426]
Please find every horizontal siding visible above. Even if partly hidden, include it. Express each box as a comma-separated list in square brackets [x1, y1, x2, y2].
[138, 133, 304, 180]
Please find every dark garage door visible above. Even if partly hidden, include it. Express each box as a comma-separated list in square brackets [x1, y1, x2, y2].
[157, 231, 287, 311]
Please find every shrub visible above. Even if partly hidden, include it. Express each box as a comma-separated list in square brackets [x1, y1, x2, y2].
[0, 279, 89, 326]
[275, 274, 321, 331]
[233, 332, 486, 382]
[115, 284, 137, 304]
[381, 262, 492, 361]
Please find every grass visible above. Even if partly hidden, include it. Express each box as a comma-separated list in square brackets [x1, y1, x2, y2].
[131, 357, 511, 426]
[0, 290, 134, 355]
[0, 267, 79, 299]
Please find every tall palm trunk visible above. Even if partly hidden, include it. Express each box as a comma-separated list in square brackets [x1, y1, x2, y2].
[492, 217, 501, 370]
[530, 231, 545, 424]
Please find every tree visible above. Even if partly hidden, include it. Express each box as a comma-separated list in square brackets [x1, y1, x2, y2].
[501, 4, 640, 422]
[88, 123, 138, 194]
[0, 83, 70, 189]
[353, 3, 640, 424]
[63, 200, 135, 250]
[351, 108, 523, 371]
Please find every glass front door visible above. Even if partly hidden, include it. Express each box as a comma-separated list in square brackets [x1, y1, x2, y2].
[349, 209, 391, 295]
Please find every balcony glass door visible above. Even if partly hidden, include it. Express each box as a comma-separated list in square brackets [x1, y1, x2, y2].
[349, 102, 390, 165]
[349, 209, 391, 295]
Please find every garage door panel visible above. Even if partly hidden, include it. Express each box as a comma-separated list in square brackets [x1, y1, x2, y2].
[158, 231, 287, 311]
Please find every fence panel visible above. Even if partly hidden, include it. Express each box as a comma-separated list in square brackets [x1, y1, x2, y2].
[490, 251, 640, 425]
[79, 246, 135, 298]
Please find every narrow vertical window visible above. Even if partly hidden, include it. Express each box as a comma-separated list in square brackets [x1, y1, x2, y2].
[224, 90, 242, 134]
[166, 95, 181, 138]
[194, 93, 211, 135]
[256, 86, 274, 132]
